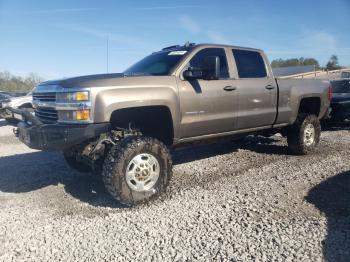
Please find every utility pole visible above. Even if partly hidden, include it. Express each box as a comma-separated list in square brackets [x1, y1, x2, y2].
[106, 35, 109, 73]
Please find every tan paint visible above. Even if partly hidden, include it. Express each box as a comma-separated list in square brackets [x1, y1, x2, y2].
[34, 44, 331, 145]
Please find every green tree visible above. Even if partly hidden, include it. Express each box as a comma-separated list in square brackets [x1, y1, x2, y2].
[326, 55, 340, 71]
[303, 58, 320, 68]
[271, 57, 320, 69]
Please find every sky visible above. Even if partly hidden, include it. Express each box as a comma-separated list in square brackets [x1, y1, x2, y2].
[0, 0, 350, 79]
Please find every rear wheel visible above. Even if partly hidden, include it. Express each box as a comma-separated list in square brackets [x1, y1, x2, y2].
[102, 136, 172, 206]
[287, 114, 321, 155]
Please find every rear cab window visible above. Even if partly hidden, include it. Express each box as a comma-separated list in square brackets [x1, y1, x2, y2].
[332, 80, 350, 93]
[232, 49, 267, 78]
[341, 72, 350, 78]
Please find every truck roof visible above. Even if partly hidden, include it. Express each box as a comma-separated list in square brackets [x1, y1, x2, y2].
[195, 43, 263, 53]
[159, 43, 263, 53]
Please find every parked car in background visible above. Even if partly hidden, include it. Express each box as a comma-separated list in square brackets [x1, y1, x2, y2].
[0, 91, 33, 124]
[0, 92, 11, 101]
[328, 79, 350, 122]
[0, 91, 27, 99]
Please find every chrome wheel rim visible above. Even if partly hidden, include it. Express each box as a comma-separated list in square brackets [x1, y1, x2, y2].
[125, 153, 160, 192]
[304, 123, 315, 146]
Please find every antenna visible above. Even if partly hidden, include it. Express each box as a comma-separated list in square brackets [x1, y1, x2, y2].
[106, 35, 109, 73]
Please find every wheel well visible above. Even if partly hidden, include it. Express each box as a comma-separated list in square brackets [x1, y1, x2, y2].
[110, 106, 174, 146]
[298, 97, 321, 117]
[19, 103, 33, 109]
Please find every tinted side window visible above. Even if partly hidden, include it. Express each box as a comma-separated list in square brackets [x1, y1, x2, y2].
[332, 80, 350, 93]
[232, 49, 267, 78]
[341, 72, 350, 78]
[189, 48, 229, 79]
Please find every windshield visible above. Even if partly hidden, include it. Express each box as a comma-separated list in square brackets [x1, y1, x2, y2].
[341, 72, 350, 78]
[124, 50, 189, 76]
[332, 80, 350, 93]
[0, 93, 9, 100]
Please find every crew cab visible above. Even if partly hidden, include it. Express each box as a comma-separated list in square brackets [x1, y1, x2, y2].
[11, 43, 331, 205]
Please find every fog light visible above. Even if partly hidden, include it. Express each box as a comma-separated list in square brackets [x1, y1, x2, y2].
[75, 110, 90, 120]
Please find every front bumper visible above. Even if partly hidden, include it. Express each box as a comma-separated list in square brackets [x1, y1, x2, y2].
[12, 108, 110, 151]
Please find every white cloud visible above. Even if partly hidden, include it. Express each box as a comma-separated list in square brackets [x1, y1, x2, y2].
[300, 30, 337, 52]
[179, 15, 200, 34]
[178, 15, 231, 44]
[265, 29, 350, 65]
[62, 25, 153, 49]
[206, 30, 229, 44]
[136, 5, 199, 11]
[26, 8, 98, 14]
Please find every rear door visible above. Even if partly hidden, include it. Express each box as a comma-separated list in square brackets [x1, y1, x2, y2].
[231, 49, 278, 130]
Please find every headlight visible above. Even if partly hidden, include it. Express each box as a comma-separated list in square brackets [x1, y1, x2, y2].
[54, 90, 91, 122]
[56, 91, 90, 102]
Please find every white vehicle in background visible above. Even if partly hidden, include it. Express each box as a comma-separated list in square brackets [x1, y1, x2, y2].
[0, 92, 33, 124]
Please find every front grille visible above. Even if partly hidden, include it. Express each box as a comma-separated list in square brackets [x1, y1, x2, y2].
[35, 107, 58, 124]
[33, 92, 56, 102]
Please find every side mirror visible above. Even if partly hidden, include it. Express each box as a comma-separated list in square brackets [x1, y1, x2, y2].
[183, 56, 221, 80]
[183, 68, 203, 80]
[203, 56, 221, 80]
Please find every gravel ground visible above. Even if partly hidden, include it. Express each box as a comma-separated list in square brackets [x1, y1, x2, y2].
[0, 119, 349, 261]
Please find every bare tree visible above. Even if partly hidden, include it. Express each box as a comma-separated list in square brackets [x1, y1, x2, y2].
[0, 71, 44, 92]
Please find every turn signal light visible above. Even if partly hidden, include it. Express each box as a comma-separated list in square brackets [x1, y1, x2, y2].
[76, 91, 89, 101]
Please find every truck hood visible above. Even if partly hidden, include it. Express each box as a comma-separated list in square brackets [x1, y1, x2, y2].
[39, 73, 126, 88]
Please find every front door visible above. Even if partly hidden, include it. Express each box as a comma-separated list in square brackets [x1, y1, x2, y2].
[177, 48, 238, 138]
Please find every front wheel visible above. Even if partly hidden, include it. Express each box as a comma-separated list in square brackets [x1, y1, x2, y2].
[287, 114, 321, 155]
[102, 136, 172, 206]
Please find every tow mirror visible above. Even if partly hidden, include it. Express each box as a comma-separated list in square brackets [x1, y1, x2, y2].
[183, 56, 221, 80]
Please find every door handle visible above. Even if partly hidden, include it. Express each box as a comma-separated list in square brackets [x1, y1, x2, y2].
[223, 86, 237, 91]
[265, 85, 275, 90]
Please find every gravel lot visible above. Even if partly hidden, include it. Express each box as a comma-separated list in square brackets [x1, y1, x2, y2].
[0, 119, 349, 261]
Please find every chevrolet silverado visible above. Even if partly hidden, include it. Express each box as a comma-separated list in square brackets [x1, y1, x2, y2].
[10, 43, 331, 205]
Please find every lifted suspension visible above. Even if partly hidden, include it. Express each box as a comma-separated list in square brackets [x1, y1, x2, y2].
[72, 127, 142, 173]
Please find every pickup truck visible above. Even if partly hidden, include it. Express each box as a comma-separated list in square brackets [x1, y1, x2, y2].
[327, 79, 350, 122]
[12, 43, 331, 205]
